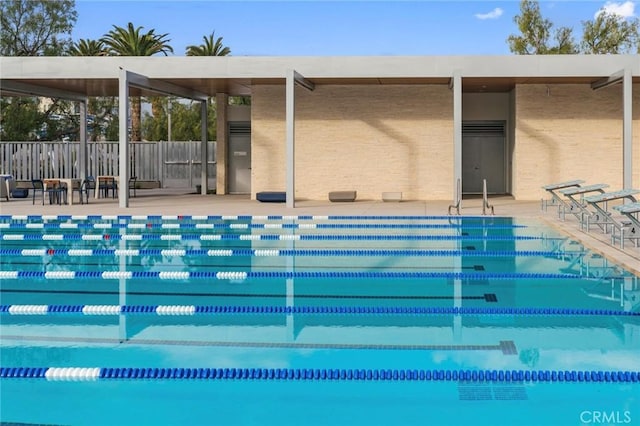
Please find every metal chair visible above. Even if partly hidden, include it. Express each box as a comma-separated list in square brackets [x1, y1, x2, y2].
[129, 176, 137, 197]
[32, 179, 66, 205]
[72, 179, 92, 205]
[98, 176, 117, 198]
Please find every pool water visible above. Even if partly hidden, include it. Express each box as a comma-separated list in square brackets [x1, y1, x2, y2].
[0, 215, 638, 426]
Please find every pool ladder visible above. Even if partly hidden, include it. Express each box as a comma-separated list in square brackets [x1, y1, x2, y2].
[448, 179, 461, 215]
[482, 179, 494, 215]
[448, 179, 494, 215]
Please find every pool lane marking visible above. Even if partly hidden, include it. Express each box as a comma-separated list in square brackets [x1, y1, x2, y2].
[0, 289, 497, 302]
[0, 334, 515, 353]
[1, 366, 636, 383]
[0, 233, 544, 242]
[0, 214, 530, 222]
[2, 305, 635, 317]
[0, 222, 528, 230]
[0, 248, 562, 258]
[0, 270, 581, 280]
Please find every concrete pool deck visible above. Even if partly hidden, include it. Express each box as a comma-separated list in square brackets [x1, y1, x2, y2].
[1, 189, 638, 276]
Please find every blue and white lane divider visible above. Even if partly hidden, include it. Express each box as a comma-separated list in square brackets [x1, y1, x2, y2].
[1, 305, 637, 316]
[0, 367, 637, 383]
[0, 214, 524, 222]
[0, 248, 559, 258]
[0, 233, 542, 242]
[0, 270, 580, 280]
[0, 223, 527, 230]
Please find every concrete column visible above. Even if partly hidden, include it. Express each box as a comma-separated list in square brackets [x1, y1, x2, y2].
[286, 69, 295, 208]
[452, 71, 462, 201]
[118, 68, 130, 208]
[622, 68, 632, 189]
[201, 100, 208, 194]
[78, 100, 87, 180]
[216, 93, 228, 195]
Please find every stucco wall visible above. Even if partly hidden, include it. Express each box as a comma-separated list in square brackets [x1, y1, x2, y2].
[514, 83, 639, 200]
[251, 84, 454, 201]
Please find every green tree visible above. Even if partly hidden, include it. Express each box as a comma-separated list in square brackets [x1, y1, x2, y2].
[68, 38, 116, 141]
[141, 99, 217, 142]
[100, 22, 173, 56]
[0, 0, 78, 143]
[507, 0, 577, 54]
[0, 97, 41, 141]
[142, 97, 170, 141]
[174, 100, 217, 141]
[181, 31, 230, 142]
[0, 0, 80, 143]
[68, 38, 107, 56]
[0, 97, 77, 141]
[0, 0, 77, 56]
[186, 31, 231, 56]
[38, 100, 79, 141]
[100, 23, 173, 141]
[581, 11, 639, 54]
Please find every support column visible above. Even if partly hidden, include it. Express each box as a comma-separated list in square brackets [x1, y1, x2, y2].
[452, 71, 462, 201]
[118, 68, 130, 208]
[286, 69, 296, 208]
[216, 93, 228, 195]
[201, 100, 208, 195]
[78, 100, 87, 180]
[622, 68, 632, 189]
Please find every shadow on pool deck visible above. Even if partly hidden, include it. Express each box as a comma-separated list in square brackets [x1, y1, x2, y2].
[1, 189, 638, 274]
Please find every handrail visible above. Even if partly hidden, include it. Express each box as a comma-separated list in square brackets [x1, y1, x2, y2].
[482, 179, 494, 215]
[448, 178, 461, 215]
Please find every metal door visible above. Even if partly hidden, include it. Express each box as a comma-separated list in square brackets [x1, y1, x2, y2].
[228, 122, 251, 194]
[462, 121, 506, 194]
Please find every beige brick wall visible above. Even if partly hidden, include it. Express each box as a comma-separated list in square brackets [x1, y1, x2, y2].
[252, 84, 454, 201]
[514, 84, 640, 200]
[251, 82, 639, 201]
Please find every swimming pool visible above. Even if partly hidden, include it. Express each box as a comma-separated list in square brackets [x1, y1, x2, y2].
[1, 214, 638, 426]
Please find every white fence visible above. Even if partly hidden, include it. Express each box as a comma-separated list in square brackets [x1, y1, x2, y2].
[0, 141, 216, 188]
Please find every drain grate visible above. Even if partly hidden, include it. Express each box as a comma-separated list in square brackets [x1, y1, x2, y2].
[458, 384, 493, 400]
[458, 383, 528, 401]
[493, 385, 529, 401]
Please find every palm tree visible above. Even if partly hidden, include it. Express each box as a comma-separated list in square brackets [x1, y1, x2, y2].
[68, 38, 107, 56]
[100, 23, 173, 142]
[100, 22, 173, 56]
[186, 31, 230, 56]
[69, 39, 114, 142]
[184, 32, 231, 140]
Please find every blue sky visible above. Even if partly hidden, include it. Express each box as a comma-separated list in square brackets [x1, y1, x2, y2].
[72, 1, 638, 55]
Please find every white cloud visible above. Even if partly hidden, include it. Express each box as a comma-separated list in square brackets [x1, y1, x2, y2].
[595, 1, 636, 18]
[475, 7, 504, 20]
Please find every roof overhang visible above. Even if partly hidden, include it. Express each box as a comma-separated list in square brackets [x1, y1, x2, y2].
[1, 55, 638, 98]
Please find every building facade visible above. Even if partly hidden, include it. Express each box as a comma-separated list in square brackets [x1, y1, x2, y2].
[1, 55, 638, 205]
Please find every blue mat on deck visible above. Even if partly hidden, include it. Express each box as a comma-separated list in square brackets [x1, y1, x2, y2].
[257, 191, 286, 203]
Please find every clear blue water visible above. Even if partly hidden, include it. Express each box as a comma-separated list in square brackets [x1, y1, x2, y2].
[1, 215, 638, 426]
